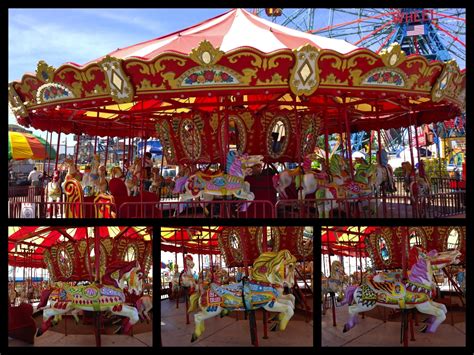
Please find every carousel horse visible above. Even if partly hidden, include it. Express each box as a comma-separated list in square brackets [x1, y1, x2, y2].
[401, 161, 431, 200]
[125, 157, 142, 196]
[61, 157, 82, 183]
[179, 255, 198, 292]
[149, 167, 163, 194]
[46, 170, 62, 217]
[98, 165, 108, 194]
[36, 260, 144, 336]
[8, 284, 19, 306]
[374, 151, 397, 193]
[187, 249, 297, 342]
[89, 154, 101, 194]
[342, 246, 461, 333]
[136, 295, 153, 323]
[321, 260, 347, 314]
[173, 151, 256, 215]
[110, 166, 124, 179]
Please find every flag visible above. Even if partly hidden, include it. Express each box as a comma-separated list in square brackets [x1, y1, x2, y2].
[407, 24, 425, 36]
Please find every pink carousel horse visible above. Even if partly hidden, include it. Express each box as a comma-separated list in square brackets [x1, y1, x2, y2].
[36, 260, 144, 336]
[342, 246, 461, 334]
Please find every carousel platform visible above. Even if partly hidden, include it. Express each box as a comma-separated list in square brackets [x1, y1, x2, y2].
[161, 297, 313, 347]
[321, 303, 465, 347]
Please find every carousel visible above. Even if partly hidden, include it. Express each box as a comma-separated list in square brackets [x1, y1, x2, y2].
[321, 226, 466, 347]
[8, 226, 153, 347]
[8, 8, 465, 219]
[160, 226, 313, 347]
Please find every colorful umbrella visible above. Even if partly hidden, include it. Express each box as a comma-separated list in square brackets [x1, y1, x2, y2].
[8, 131, 57, 161]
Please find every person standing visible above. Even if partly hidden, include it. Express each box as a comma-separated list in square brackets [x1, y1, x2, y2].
[28, 167, 42, 187]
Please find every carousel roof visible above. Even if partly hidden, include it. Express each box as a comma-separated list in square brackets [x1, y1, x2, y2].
[94, 9, 358, 62]
[9, 8, 465, 164]
[161, 227, 223, 255]
[8, 226, 152, 268]
[322, 226, 466, 269]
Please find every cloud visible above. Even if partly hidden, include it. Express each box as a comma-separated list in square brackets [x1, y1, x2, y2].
[8, 11, 151, 81]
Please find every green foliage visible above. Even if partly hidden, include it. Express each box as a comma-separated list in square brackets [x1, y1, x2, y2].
[423, 158, 449, 179]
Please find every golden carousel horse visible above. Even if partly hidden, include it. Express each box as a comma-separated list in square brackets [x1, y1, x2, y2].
[188, 250, 297, 342]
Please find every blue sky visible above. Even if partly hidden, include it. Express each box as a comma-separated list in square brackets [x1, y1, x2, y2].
[8, 8, 230, 150]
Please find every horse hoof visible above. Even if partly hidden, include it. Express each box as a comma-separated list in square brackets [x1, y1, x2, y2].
[343, 325, 349, 333]
[36, 328, 43, 337]
[191, 334, 197, 342]
[419, 324, 428, 333]
[113, 326, 122, 334]
[270, 323, 278, 332]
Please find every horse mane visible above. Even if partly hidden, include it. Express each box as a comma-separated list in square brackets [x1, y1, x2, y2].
[330, 260, 343, 278]
[226, 151, 243, 177]
[101, 260, 138, 287]
[251, 250, 294, 283]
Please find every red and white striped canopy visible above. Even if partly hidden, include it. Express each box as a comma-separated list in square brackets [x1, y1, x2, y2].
[88, 8, 358, 64]
[8, 226, 152, 268]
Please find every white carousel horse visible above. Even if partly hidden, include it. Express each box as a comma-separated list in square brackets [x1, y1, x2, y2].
[36, 260, 144, 336]
[125, 157, 142, 196]
[61, 157, 82, 184]
[173, 151, 256, 215]
[136, 295, 153, 323]
[272, 155, 335, 217]
[82, 154, 101, 196]
[187, 249, 297, 342]
[180, 255, 197, 290]
[342, 247, 461, 333]
[149, 167, 162, 194]
[97, 165, 108, 194]
[46, 170, 62, 217]
[321, 260, 347, 314]
[401, 161, 431, 199]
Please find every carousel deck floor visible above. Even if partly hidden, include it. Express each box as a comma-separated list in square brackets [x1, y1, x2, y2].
[9, 331, 152, 347]
[161, 298, 313, 347]
[322, 304, 465, 347]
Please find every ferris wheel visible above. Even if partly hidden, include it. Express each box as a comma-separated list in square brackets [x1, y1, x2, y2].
[252, 8, 465, 68]
[253, 8, 466, 156]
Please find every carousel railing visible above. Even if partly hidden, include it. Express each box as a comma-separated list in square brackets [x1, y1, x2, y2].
[7, 193, 465, 218]
[276, 195, 413, 218]
[392, 176, 465, 196]
[119, 199, 275, 218]
[8, 185, 45, 205]
[419, 191, 466, 218]
[8, 201, 116, 218]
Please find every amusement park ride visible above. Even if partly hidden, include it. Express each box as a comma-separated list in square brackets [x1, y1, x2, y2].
[8, 8, 465, 219]
[161, 226, 314, 347]
[254, 8, 466, 173]
[321, 226, 466, 347]
[8, 226, 153, 346]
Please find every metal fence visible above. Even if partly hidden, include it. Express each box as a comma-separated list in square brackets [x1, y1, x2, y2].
[8, 191, 465, 219]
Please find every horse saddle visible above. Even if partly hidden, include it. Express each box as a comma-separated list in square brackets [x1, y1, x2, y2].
[367, 277, 406, 303]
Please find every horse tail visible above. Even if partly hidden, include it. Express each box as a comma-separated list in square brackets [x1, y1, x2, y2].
[188, 290, 200, 313]
[339, 285, 357, 306]
[272, 174, 280, 189]
[37, 288, 53, 309]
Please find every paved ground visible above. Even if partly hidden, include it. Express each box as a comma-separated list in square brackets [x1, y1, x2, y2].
[321, 303, 465, 347]
[9, 331, 152, 347]
[161, 298, 313, 347]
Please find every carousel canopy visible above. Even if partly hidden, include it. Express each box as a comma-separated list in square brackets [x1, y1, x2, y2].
[8, 226, 152, 268]
[161, 227, 223, 255]
[9, 8, 465, 164]
[162, 226, 313, 266]
[322, 226, 466, 270]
